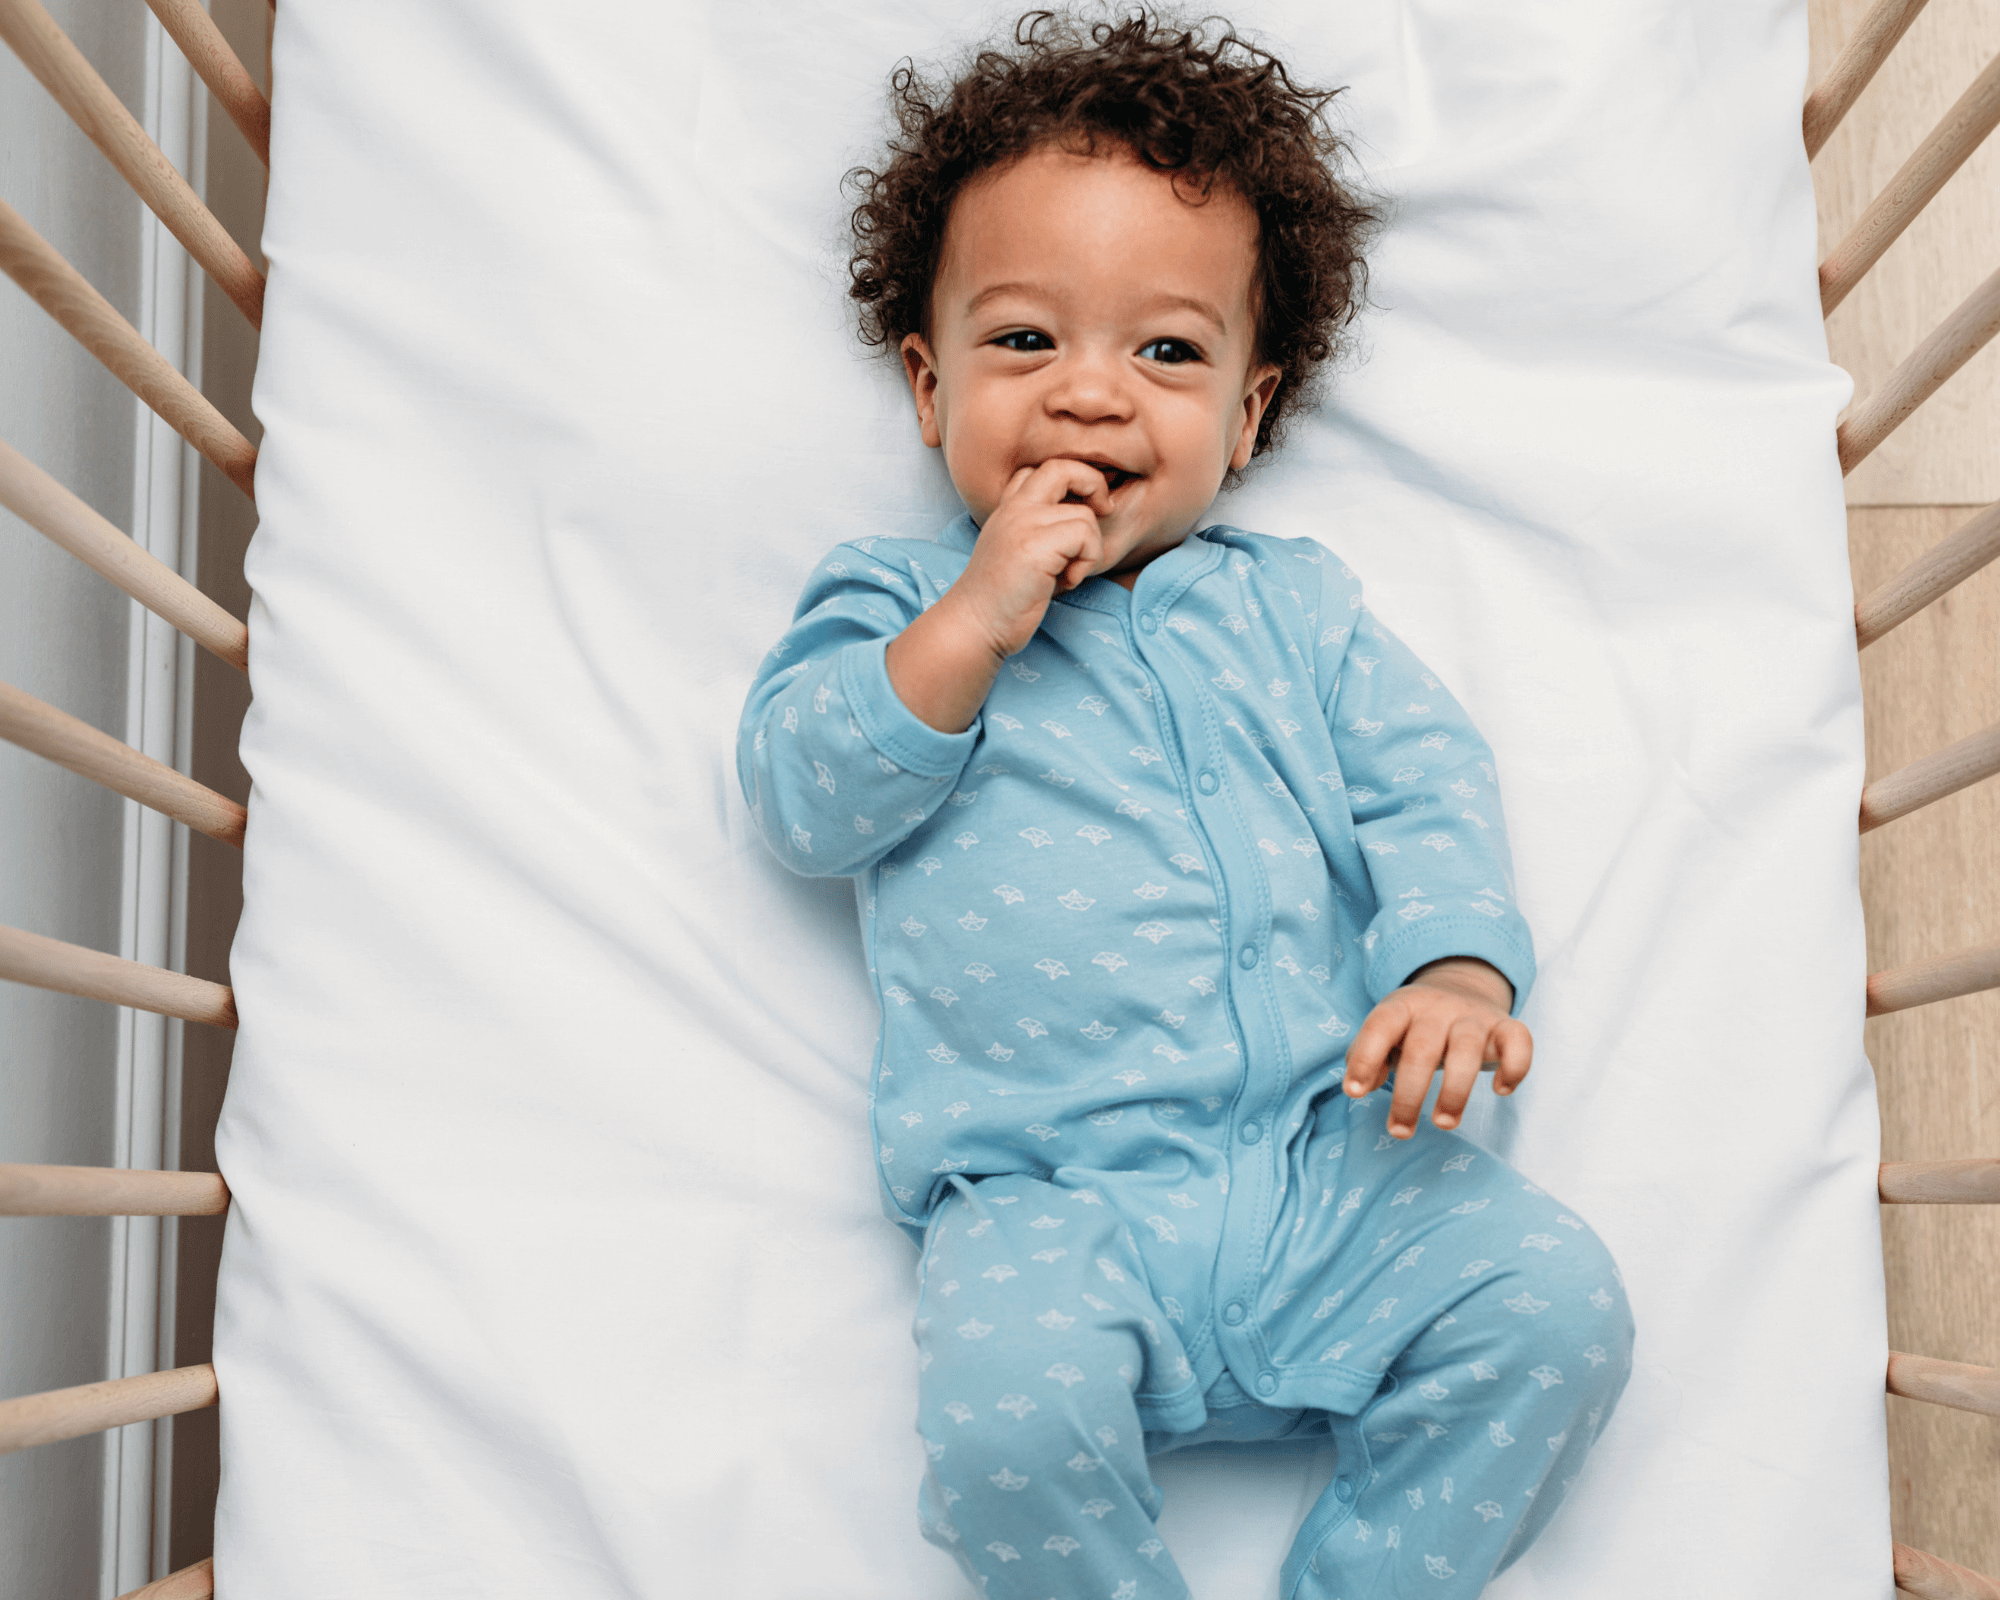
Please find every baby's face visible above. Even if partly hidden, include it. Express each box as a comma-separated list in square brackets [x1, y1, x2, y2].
[903, 143, 1280, 580]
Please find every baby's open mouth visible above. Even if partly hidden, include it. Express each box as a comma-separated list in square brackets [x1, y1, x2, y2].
[1066, 459, 1139, 494]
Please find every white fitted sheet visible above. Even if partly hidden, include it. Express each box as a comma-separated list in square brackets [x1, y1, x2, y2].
[213, 1, 1891, 1594]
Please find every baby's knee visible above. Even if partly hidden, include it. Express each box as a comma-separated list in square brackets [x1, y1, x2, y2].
[1471, 1213, 1633, 1395]
[1546, 1216, 1633, 1357]
[918, 1360, 1148, 1513]
[922, 1315, 1137, 1408]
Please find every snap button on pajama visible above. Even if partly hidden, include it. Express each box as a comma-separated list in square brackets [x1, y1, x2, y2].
[739, 517, 1635, 1596]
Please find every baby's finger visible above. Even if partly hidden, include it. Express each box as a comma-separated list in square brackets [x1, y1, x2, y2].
[1430, 1018, 1489, 1131]
[1344, 1000, 1406, 1098]
[1492, 1017, 1533, 1094]
[1058, 549, 1100, 591]
[1020, 456, 1113, 516]
[1054, 514, 1103, 590]
[1387, 1017, 1448, 1137]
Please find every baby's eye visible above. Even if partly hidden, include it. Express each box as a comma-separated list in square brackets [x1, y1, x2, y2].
[993, 330, 1053, 353]
[1138, 338, 1201, 365]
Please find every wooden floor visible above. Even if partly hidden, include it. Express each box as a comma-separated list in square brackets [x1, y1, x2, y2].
[1810, 0, 2000, 1575]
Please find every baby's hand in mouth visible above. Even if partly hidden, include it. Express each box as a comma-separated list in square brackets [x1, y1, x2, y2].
[934, 457, 1122, 662]
[1058, 458, 1138, 500]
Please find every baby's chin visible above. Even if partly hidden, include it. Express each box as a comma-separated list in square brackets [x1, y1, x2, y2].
[1100, 516, 1204, 579]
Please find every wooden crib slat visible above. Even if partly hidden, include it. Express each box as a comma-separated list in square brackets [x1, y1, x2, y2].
[1867, 943, 2000, 1016]
[0, 435, 249, 668]
[114, 1560, 214, 1600]
[0, 1364, 216, 1457]
[1860, 719, 2000, 832]
[0, 1163, 228, 1217]
[1889, 1353, 2000, 1420]
[0, 199, 257, 500]
[1839, 264, 2000, 474]
[1881, 1159, 2000, 1204]
[0, 678, 247, 846]
[0, 925, 237, 1029]
[1856, 500, 2000, 647]
[142, 0, 269, 167]
[0, 0, 264, 327]
[1804, 0, 1932, 159]
[1821, 52, 2000, 316]
[1895, 1544, 2000, 1600]
[115, 1560, 214, 1600]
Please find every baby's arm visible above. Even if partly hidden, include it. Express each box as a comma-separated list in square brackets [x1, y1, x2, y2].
[886, 460, 1113, 732]
[1312, 575, 1539, 1138]
[738, 550, 984, 878]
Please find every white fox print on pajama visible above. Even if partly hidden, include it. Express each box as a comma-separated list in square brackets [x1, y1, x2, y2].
[739, 515, 1634, 1597]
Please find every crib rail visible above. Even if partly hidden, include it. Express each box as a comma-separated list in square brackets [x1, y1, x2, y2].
[1867, 944, 2000, 1015]
[1897, 1545, 2000, 1600]
[1820, 51, 2000, 316]
[1804, 0, 1932, 158]
[1889, 1354, 2000, 1421]
[0, 198, 257, 496]
[141, 0, 267, 166]
[1856, 500, 2000, 648]
[0, 925, 236, 1027]
[1880, 1160, 2000, 1204]
[0, 435, 248, 665]
[1820, 7, 2000, 1586]
[0, 0, 262, 324]
[1860, 720, 2000, 832]
[1838, 263, 2000, 474]
[0, 1163, 228, 1216]
[0, 1366, 217, 1458]
[0, 680, 246, 844]
[113, 1562, 214, 1600]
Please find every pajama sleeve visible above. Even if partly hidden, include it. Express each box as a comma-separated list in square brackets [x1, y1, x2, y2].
[738, 542, 979, 879]
[1313, 567, 1537, 1016]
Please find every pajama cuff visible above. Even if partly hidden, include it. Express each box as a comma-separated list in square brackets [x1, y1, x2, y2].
[840, 635, 980, 780]
[1367, 916, 1537, 1019]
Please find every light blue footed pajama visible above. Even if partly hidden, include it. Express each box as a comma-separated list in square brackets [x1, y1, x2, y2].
[913, 1089, 1631, 1598]
[739, 516, 1636, 1596]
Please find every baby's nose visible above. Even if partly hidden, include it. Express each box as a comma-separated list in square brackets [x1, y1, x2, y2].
[1044, 351, 1134, 423]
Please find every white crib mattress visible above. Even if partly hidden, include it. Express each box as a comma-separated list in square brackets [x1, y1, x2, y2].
[213, 1, 1890, 1594]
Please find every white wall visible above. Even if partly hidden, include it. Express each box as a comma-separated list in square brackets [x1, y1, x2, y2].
[0, 4, 206, 1594]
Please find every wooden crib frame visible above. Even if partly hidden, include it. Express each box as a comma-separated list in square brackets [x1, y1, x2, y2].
[0, 0, 1995, 1593]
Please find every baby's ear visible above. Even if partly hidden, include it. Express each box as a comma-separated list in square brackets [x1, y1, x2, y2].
[901, 334, 944, 449]
[1231, 363, 1284, 470]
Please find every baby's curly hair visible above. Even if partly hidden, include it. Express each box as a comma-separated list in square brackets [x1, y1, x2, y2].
[846, 8, 1376, 459]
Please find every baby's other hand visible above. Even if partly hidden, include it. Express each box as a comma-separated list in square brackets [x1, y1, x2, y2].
[1342, 957, 1530, 1139]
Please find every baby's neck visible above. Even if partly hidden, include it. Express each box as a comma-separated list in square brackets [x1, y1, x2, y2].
[1103, 535, 1185, 590]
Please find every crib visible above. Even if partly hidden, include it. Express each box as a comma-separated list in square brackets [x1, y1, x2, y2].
[0, 0, 1994, 1594]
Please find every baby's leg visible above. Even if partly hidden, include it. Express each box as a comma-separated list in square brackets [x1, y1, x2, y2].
[1271, 1097, 1635, 1596]
[914, 1173, 1198, 1600]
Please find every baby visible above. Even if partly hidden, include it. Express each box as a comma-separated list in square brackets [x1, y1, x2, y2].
[739, 13, 1633, 1598]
